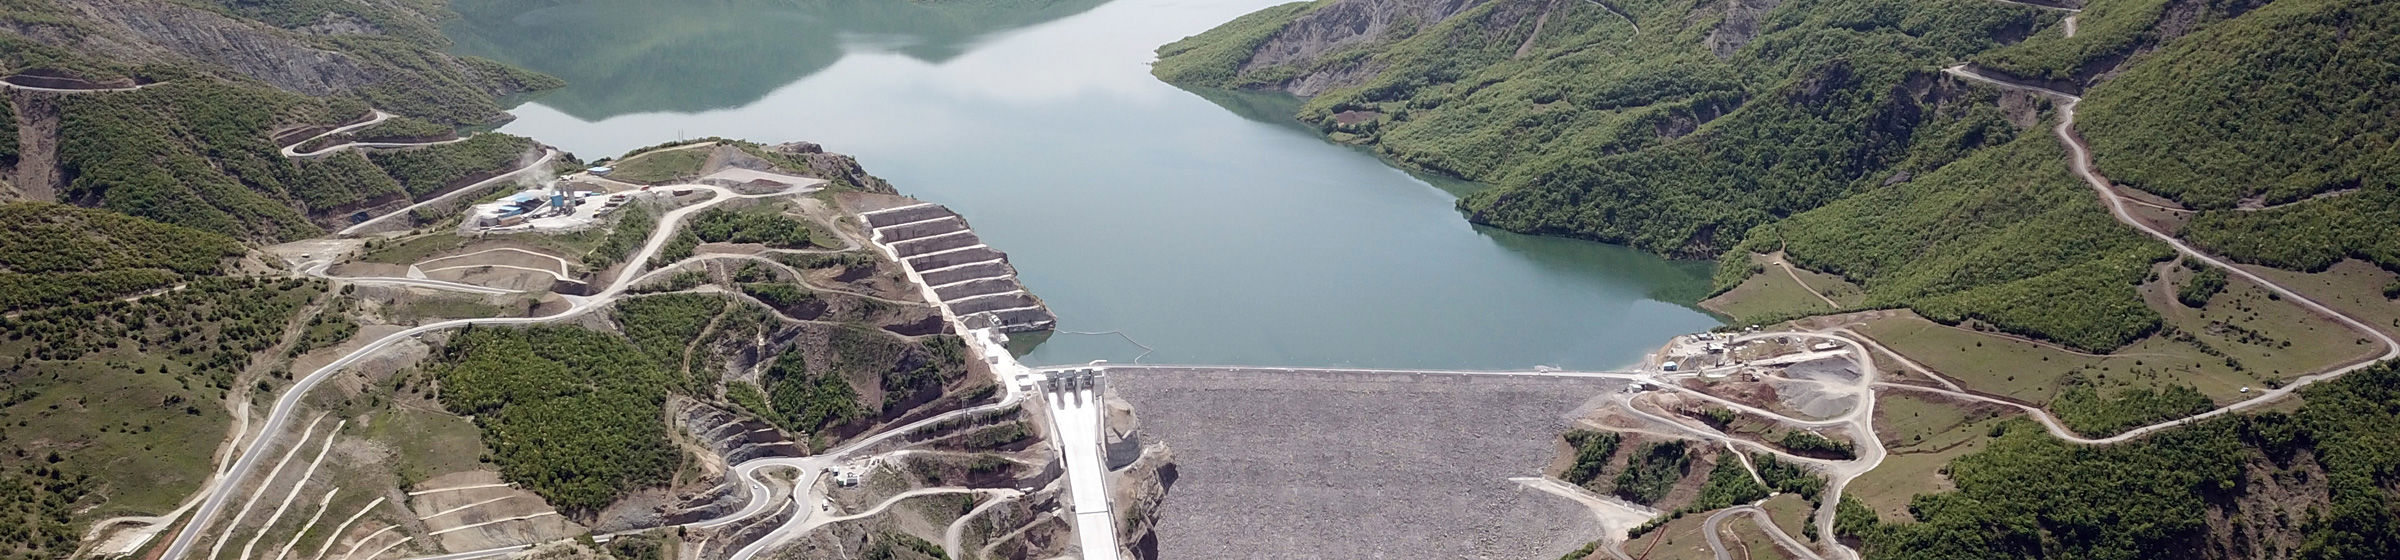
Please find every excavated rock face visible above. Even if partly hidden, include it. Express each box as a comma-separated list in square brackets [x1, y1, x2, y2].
[1233, 0, 1490, 95]
[651, 398, 796, 531]
[1112, 444, 1177, 560]
[673, 397, 806, 464]
[770, 142, 895, 194]
[1701, 0, 1783, 59]
[6, 90, 62, 202]
[692, 496, 802, 559]
[962, 490, 1073, 560]
[1243, 0, 1488, 73]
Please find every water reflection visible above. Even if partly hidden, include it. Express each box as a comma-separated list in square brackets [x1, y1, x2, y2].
[447, 0, 1114, 120]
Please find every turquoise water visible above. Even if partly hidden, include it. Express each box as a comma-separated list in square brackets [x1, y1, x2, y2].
[447, 0, 1722, 369]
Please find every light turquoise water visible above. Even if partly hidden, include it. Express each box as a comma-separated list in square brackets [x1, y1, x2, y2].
[447, 0, 1722, 369]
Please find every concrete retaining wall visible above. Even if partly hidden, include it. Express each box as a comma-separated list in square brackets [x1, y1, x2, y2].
[893, 231, 981, 258]
[868, 201, 1058, 333]
[988, 308, 1057, 330]
[907, 246, 1006, 271]
[863, 204, 954, 228]
[877, 217, 967, 243]
[949, 292, 1037, 316]
[935, 278, 1022, 301]
[921, 261, 1013, 286]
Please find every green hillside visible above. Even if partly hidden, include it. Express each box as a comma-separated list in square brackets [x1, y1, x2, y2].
[2080, 0, 2400, 273]
[1157, 0, 2400, 350]
[1730, 130, 2173, 352]
[1, 0, 559, 241]
[2078, 0, 2395, 210]
[1854, 360, 2400, 559]
[0, 202, 246, 312]
[56, 81, 356, 240]
[48, 80, 543, 241]
[1157, 0, 2056, 257]
[427, 326, 682, 513]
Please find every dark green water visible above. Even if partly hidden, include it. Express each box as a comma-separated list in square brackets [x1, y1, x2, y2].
[447, 0, 1723, 369]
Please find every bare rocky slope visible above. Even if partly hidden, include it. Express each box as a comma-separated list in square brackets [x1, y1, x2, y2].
[2, 0, 557, 123]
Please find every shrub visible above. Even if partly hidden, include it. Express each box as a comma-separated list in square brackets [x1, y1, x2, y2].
[2176, 263, 2228, 308]
[1612, 441, 1690, 504]
[1560, 429, 1623, 486]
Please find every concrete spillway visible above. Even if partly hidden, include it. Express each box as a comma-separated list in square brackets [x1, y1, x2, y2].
[1040, 369, 1120, 560]
[861, 203, 1058, 333]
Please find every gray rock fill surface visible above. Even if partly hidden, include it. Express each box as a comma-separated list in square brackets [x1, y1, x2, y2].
[1109, 368, 1616, 560]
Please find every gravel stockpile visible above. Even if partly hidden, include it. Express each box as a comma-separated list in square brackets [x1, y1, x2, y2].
[1110, 368, 1623, 560]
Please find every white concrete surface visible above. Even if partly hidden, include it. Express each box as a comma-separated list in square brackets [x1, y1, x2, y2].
[1043, 373, 1121, 560]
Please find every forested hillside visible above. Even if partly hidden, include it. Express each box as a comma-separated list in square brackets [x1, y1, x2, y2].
[40, 79, 546, 241]
[1157, 0, 2056, 257]
[426, 326, 683, 513]
[1728, 130, 2172, 352]
[0, 202, 246, 312]
[1157, 0, 2400, 351]
[1851, 360, 2400, 559]
[2079, 0, 2400, 273]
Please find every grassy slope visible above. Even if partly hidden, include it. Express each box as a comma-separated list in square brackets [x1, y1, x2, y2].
[0, 203, 320, 558]
[1700, 261, 1836, 326]
[606, 146, 710, 184]
[0, 276, 323, 541]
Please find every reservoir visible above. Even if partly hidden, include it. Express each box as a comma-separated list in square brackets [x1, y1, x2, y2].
[445, 0, 1722, 369]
